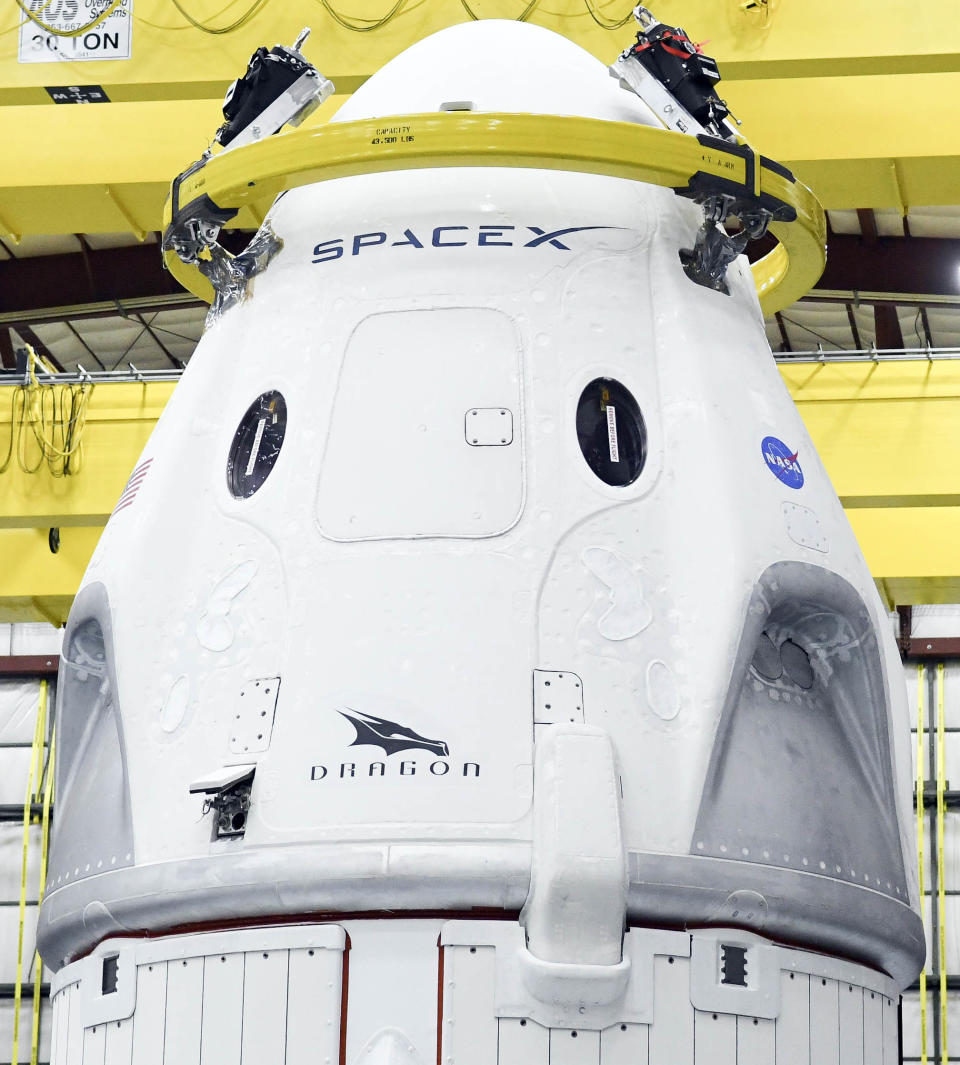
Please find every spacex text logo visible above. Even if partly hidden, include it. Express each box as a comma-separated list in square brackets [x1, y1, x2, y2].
[309, 708, 481, 781]
[312, 224, 620, 263]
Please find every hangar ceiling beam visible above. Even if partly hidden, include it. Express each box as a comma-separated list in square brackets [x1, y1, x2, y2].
[0, 294, 203, 328]
[873, 305, 905, 351]
[0, 235, 249, 316]
[0, 242, 184, 314]
[817, 236, 960, 299]
[0, 330, 15, 370]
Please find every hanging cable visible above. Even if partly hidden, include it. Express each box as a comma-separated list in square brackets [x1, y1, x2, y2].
[132, 0, 255, 32]
[583, 0, 633, 29]
[13, 0, 122, 38]
[167, 0, 271, 35]
[0, 346, 94, 478]
[918, 663, 928, 1065]
[459, 0, 539, 21]
[937, 662, 948, 1065]
[318, 0, 408, 32]
[0, 0, 53, 38]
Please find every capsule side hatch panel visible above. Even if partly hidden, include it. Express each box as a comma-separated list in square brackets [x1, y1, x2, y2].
[317, 307, 524, 541]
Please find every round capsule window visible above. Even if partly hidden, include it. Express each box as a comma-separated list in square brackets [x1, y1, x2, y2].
[576, 378, 646, 487]
[226, 391, 287, 499]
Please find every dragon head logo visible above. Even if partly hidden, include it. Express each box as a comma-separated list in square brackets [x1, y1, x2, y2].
[337, 708, 450, 758]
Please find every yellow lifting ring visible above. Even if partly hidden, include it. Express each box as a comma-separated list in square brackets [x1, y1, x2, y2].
[162, 111, 826, 317]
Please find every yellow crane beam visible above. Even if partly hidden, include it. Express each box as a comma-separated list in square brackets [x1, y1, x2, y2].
[778, 360, 960, 509]
[3, 362, 960, 623]
[1, 0, 960, 241]
[0, 381, 175, 527]
[1, 527, 101, 626]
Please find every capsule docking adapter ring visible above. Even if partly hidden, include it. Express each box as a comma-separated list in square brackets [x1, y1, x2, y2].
[160, 9, 826, 319]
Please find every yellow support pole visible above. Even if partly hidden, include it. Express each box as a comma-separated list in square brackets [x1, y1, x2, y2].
[30, 727, 54, 1065]
[937, 662, 948, 1065]
[12, 680, 47, 1065]
[918, 663, 928, 1065]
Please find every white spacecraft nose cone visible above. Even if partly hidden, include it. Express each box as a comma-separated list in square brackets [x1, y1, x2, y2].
[332, 18, 660, 126]
[352, 1028, 426, 1065]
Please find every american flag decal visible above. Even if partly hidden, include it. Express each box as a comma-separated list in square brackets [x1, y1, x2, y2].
[112, 458, 153, 516]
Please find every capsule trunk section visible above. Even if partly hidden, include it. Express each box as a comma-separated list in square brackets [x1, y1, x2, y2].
[39, 18, 921, 1065]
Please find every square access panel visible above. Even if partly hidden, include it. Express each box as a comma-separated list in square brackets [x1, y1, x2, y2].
[317, 307, 524, 540]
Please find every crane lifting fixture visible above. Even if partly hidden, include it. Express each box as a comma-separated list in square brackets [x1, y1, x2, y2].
[161, 10, 826, 317]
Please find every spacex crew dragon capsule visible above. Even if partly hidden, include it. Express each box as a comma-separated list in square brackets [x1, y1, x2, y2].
[38, 11, 923, 1065]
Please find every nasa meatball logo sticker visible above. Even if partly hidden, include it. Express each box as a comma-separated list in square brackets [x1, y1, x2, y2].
[761, 436, 804, 489]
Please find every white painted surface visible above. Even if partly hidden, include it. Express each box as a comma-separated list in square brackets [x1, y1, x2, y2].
[599, 1022, 648, 1065]
[83, 1020, 106, 1065]
[286, 946, 342, 1065]
[810, 977, 840, 1065]
[199, 953, 243, 1065]
[343, 920, 441, 1065]
[130, 962, 166, 1065]
[104, 1016, 135, 1065]
[550, 1026, 600, 1065]
[695, 1010, 735, 1065]
[498, 1017, 548, 1065]
[774, 972, 809, 1065]
[163, 956, 202, 1065]
[441, 943, 497, 1065]
[240, 949, 289, 1062]
[839, 982, 865, 1065]
[649, 956, 693, 1065]
[862, 990, 884, 1065]
[882, 995, 899, 1065]
[736, 1015, 775, 1065]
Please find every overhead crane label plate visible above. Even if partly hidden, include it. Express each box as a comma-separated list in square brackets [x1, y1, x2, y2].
[45, 85, 109, 103]
[18, 0, 132, 65]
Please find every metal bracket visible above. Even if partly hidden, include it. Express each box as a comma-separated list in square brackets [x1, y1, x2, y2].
[160, 27, 331, 310]
[679, 196, 773, 295]
[189, 764, 256, 839]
